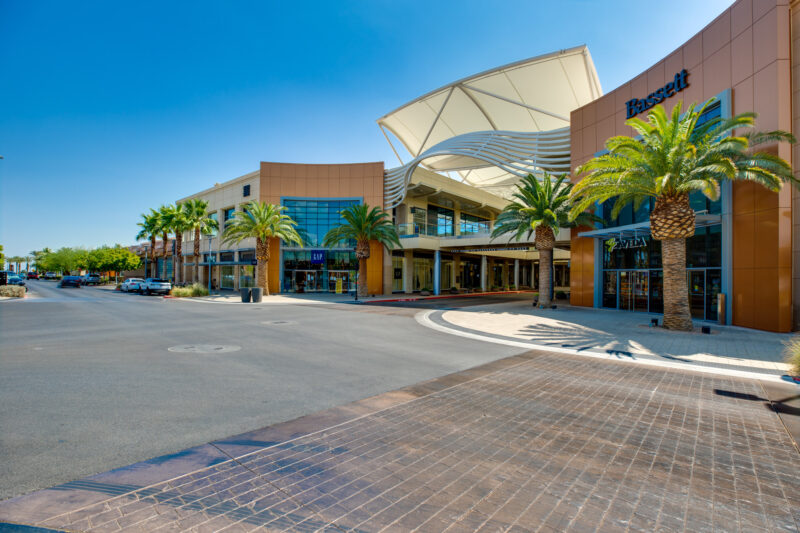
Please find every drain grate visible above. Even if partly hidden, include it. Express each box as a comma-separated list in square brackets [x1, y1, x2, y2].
[168, 344, 241, 354]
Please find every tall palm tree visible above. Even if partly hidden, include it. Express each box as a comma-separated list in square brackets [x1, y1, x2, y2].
[222, 201, 302, 295]
[162, 204, 189, 284]
[182, 199, 219, 284]
[570, 100, 795, 330]
[154, 205, 174, 279]
[136, 209, 160, 278]
[323, 204, 401, 298]
[492, 172, 600, 307]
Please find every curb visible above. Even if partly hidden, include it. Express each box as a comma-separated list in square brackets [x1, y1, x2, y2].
[415, 309, 796, 385]
[360, 290, 536, 304]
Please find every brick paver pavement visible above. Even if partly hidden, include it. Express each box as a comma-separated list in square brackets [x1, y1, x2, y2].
[8, 351, 800, 532]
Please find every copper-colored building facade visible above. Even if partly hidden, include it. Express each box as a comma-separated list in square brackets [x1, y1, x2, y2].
[258, 162, 386, 296]
[569, 0, 797, 332]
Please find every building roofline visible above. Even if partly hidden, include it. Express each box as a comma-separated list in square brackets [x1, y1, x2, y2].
[176, 169, 259, 204]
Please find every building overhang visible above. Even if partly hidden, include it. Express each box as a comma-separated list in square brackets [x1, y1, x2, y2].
[577, 213, 722, 240]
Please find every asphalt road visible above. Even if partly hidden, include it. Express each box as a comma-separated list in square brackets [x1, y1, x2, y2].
[0, 282, 525, 500]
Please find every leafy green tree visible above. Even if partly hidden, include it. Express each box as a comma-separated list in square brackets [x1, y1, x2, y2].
[222, 201, 303, 294]
[182, 199, 219, 284]
[136, 209, 160, 277]
[492, 173, 600, 307]
[0, 245, 4, 269]
[105, 246, 141, 283]
[40, 248, 87, 275]
[323, 204, 401, 297]
[570, 100, 795, 330]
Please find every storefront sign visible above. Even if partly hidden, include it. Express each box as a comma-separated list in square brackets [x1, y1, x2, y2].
[311, 250, 325, 264]
[605, 237, 647, 252]
[625, 69, 689, 118]
[394, 268, 403, 279]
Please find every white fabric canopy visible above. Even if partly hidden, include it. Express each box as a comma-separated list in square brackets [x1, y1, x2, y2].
[378, 45, 602, 204]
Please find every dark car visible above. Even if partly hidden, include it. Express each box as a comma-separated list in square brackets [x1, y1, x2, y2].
[58, 276, 82, 288]
[8, 275, 27, 291]
[82, 273, 101, 285]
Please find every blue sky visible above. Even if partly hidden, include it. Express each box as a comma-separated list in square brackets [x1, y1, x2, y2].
[0, 0, 735, 258]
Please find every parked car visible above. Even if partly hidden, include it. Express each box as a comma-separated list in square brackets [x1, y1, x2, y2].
[58, 276, 82, 288]
[26, 272, 39, 279]
[139, 278, 172, 295]
[7, 275, 27, 291]
[82, 273, 101, 285]
[121, 278, 144, 293]
[44, 272, 57, 280]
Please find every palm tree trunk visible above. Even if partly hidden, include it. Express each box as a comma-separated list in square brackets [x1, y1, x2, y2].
[175, 236, 182, 284]
[193, 229, 201, 284]
[661, 237, 693, 331]
[161, 232, 169, 279]
[358, 257, 368, 297]
[538, 248, 553, 307]
[149, 237, 156, 278]
[256, 237, 270, 295]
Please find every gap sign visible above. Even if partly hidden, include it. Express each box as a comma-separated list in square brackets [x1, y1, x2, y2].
[311, 250, 325, 264]
[625, 69, 689, 119]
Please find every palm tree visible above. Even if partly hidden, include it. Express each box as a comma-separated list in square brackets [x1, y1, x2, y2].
[182, 199, 219, 284]
[492, 172, 600, 307]
[323, 204, 401, 298]
[162, 204, 189, 284]
[136, 209, 160, 278]
[222, 201, 302, 295]
[154, 205, 175, 279]
[570, 100, 795, 330]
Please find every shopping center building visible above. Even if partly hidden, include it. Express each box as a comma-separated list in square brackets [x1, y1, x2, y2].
[172, 0, 799, 332]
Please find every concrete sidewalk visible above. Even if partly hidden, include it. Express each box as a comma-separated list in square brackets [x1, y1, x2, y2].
[1, 350, 798, 532]
[425, 300, 794, 377]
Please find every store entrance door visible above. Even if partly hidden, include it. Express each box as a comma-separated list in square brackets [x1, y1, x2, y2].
[295, 270, 322, 292]
[619, 271, 649, 312]
[688, 270, 705, 319]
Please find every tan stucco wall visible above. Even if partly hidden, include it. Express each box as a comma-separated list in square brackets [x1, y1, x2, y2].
[570, 0, 794, 332]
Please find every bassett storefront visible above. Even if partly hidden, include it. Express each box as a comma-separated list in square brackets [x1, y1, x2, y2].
[568, 0, 798, 333]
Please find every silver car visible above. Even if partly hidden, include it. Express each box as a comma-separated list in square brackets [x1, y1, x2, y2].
[121, 278, 144, 293]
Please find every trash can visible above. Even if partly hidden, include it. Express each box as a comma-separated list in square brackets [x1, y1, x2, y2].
[251, 287, 263, 303]
[240, 287, 252, 303]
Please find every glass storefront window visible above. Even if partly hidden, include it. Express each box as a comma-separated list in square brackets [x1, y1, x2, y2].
[239, 266, 255, 288]
[460, 213, 490, 235]
[392, 256, 404, 292]
[413, 257, 433, 291]
[221, 266, 235, 289]
[282, 198, 360, 247]
[427, 205, 454, 236]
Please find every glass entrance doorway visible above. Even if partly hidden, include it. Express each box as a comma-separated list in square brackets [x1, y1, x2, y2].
[619, 271, 649, 312]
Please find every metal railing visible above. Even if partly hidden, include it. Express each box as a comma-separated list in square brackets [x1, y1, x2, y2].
[396, 223, 491, 238]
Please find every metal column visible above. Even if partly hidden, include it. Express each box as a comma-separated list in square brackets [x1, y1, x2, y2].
[514, 259, 519, 288]
[480, 255, 487, 292]
[433, 250, 441, 295]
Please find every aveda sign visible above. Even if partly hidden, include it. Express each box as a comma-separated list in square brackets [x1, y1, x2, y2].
[625, 69, 689, 119]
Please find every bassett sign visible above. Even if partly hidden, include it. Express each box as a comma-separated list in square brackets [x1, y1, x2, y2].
[625, 70, 689, 119]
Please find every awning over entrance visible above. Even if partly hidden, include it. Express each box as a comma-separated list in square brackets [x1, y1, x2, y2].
[577, 213, 721, 240]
